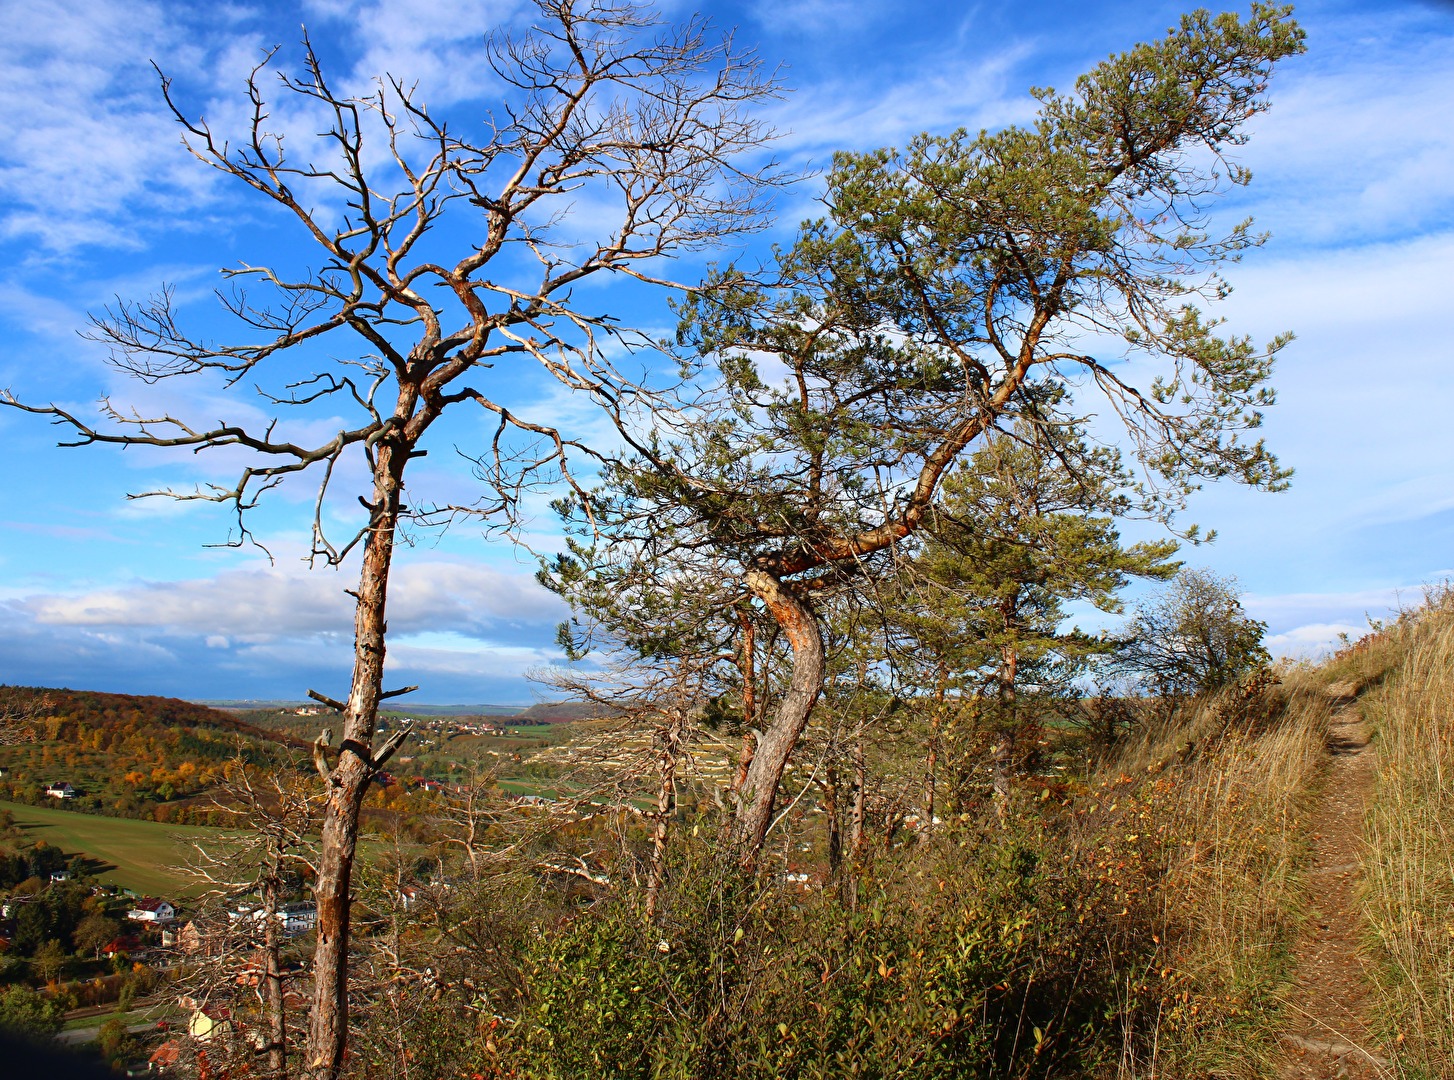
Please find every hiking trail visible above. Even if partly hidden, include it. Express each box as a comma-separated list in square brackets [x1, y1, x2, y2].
[1276, 686, 1390, 1080]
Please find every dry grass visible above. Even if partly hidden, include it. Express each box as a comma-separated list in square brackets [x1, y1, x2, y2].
[1359, 591, 1454, 1079]
[1099, 677, 1328, 1078]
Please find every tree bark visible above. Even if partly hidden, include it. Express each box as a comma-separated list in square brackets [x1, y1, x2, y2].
[732, 568, 824, 861]
[261, 869, 286, 1080]
[305, 437, 407, 1080]
[645, 708, 688, 922]
[991, 641, 1019, 808]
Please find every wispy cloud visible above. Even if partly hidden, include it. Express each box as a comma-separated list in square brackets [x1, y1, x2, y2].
[1235, 4, 1454, 248]
[17, 558, 564, 641]
[0, 0, 222, 252]
[747, 0, 889, 36]
[1248, 578, 1452, 659]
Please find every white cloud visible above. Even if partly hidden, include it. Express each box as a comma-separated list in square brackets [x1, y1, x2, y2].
[0, 0, 537, 255]
[19, 558, 565, 641]
[1245, 583, 1436, 627]
[1235, 5, 1454, 248]
[748, 0, 887, 35]
[0, 0, 221, 252]
[764, 42, 1036, 160]
[1246, 578, 1454, 659]
[1265, 622, 1367, 659]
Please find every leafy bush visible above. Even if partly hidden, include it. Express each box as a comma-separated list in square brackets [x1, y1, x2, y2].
[0, 984, 63, 1040]
[490, 827, 1160, 1079]
[1119, 568, 1270, 699]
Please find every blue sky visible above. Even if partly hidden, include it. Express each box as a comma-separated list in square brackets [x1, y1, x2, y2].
[0, 0, 1450, 704]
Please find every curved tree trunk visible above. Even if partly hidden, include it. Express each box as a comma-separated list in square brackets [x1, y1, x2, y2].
[304, 440, 407, 1080]
[733, 568, 825, 861]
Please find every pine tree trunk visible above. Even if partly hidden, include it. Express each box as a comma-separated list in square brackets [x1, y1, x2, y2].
[733, 569, 824, 861]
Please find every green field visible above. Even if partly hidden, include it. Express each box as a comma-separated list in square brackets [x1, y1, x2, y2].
[1, 800, 228, 896]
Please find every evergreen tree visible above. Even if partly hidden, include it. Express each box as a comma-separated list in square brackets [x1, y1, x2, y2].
[892, 428, 1179, 808]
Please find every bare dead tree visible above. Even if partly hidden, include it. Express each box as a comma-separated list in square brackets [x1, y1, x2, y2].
[2, 4, 782, 1075]
[0, 686, 50, 746]
[178, 765, 320, 1080]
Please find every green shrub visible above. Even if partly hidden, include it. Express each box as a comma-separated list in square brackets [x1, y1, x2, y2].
[0, 983, 63, 1040]
[493, 825, 1154, 1080]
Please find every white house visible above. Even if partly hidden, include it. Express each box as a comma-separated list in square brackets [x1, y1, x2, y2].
[44, 781, 78, 799]
[279, 901, 317, 936]
[226, 899, 317, 936]
[127, 898, 177, 923]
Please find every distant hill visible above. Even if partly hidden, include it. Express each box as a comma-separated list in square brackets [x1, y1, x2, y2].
[199, 699, 526, 717]
[511, 701, 614, 724]
[0, 686, 303, 825]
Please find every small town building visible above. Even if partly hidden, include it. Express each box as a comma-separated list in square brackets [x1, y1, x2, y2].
[101, 934, 142, 958]
[279, 901, 317, 935]
[128, 897, 177, 923]
[187, 1004, 232, 1043]
[149, 1039, 182, 1074]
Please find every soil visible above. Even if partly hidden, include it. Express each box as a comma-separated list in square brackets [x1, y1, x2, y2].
[1275, 693, 1392, 1079]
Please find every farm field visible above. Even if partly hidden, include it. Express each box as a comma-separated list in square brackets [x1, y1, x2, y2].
[1, 799, 226, 896]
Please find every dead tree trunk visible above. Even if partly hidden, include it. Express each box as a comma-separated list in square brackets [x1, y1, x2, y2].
[306, 439, 407, 1079]
[260, 869, 287, 1080]
[645, 707, 689, 922]
[733, 569, 824, 860]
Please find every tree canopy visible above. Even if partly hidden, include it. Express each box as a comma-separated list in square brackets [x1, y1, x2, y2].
[550, 2, 1304, 855]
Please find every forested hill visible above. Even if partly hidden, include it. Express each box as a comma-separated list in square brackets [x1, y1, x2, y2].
[0, 685, 304, 824]
[10, 685, 306, 743]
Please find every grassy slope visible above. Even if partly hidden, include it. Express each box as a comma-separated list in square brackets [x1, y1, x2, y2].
[2, 799, 225, 896]
[1101, 676, 1327, 1077]
[1354, 593, 1454, 1079]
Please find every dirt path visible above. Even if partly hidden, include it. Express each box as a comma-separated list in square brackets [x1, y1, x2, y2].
[1275, 694, 1390, 1079]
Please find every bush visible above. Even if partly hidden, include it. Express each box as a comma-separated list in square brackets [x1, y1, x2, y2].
[0, 984, 63, 1040]
[491, 829, 1158, 1080]
[1119, 568, 1270, 699]
[97, 1015, 137, 1068]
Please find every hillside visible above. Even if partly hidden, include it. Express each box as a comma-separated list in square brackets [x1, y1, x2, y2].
[511, 700, 613, 723]
[0, 798, 224, 895]
[0, 686, 304, 825]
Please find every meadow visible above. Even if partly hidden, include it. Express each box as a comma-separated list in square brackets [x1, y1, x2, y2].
[0, 799, 225, 896]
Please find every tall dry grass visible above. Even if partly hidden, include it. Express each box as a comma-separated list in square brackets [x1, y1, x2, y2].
[1100, 676, 1328, 1078]
[1360, 590, 1454, 1079]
